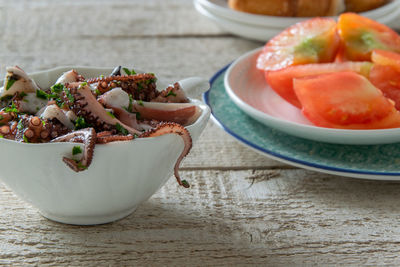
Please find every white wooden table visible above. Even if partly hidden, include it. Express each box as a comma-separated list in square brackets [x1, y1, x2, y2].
[1, 1, 400, 265]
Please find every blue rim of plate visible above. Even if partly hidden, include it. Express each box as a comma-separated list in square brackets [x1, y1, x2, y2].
[203, 64, 400, 178]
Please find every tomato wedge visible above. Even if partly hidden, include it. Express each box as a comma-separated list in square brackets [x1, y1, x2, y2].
[338, 13, 400, 61]
[369, 65, 400, 110]
[257, 18, 340, 71]
[266, 62, 373, 108]
[371, 49, 400, 72]
[293, 71, 400, 129]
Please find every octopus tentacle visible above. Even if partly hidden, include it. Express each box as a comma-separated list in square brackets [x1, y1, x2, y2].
[63, 83, 142, 135]
[140, 122, 192, 188]
[96, 131, 134, 144]
[51, 128, 96, 172]
[87, 74, 157, 101]
[14, 116, 68, 143]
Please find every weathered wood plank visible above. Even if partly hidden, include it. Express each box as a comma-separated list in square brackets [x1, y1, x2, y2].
[1, 169, 400, 265]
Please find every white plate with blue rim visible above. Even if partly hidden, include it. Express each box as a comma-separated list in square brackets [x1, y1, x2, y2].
[204, 63, 400, 181]
[224, 47, 400, 145]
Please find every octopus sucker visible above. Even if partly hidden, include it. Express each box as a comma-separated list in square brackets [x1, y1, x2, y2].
[51, 128, 96, 172]
[87, 73, 158, 100]
[141, 122, 192, 188]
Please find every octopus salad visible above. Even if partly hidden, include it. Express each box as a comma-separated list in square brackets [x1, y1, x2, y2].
[0, 66, 202, 188]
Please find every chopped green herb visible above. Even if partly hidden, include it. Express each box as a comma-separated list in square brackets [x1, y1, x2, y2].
[137, 82, 144, 91]
[42, 120, 46, 126]
[106, 111, 115, 118]
[166, 90, 177, 97]
[23, 135, 29, 143]
[126, 94, 133, 112]
[17, 119, 24, 130]
[0, 95, 13, 102]
[133, 133, 138, 138]
[36, 89, 48, 100]
[130, 69, 136, 75]
[80, 81, 88, 87]
[115, 123, 129, 135]
[75, 116, 90, 130]
[95, 89, 101, 95]
[137, 100, 144, 106]
[72, 146, 82, 155]
[181, 180, 190, 188]
[51, 83, 64, 94]
[5, 76, 17, 91]
[64, 87, 74, 103]
[135, 111, 141, 120]
[76, 161, 88, 170]
[4, 102, 19, 114]
[0, 135, 3, 139]
[19, 92, 27, 98]
[100, 74, 104, 78]
[123, 68, 131, 75]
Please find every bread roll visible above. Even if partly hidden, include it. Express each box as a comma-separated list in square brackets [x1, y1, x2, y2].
[345, 0, 388, 13]
[227, 0, 387, 17]
[227, 0, 294, 16]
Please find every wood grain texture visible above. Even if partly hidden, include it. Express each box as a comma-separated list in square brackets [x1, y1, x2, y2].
[1, 0, 399, 265]
[2, 170, 400, 265]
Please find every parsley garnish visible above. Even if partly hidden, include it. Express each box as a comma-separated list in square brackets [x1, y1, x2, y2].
[80, 82, 88, 87]
[19, 92, 27, 98]
[181, 180, 190, 188]
[115, 123, 129, 135]
[135, 111, 141, 120]
[125, 94, 133, 113]
[23, 135, 29, 143]
[17, 119, 24, 130]
[145, 78, 156, 85]
[137, 100, 144, 106]
[64, 87, 74, 103]
[166, 90, 177, 97]
[137, 82, 144, 91]
[51, 83, 64, 94]
[36, 89, 48, 100]
[76, 161, 88, 170]
[106, 111, 115, 118]
[123, 68, 136, 75]
[74, 116, 90, 130]
[0, 135, 3, 139]
[5, 76, 17, 91]
[95, 89, 101, 95]
[4, 102, 19, 114]
[72, 146, 82, 155]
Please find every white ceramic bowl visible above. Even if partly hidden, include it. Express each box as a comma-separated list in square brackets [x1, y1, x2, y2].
[0, 66, 210, 225]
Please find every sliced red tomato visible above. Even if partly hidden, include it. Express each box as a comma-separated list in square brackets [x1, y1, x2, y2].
[371, 49, 400, 72]
[369, 65, 400, 110]
[266, 62, 373, 108]
[338, 13, 400, 61]
[293, 71, 400, 129]
[257, 18, 340, 72]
